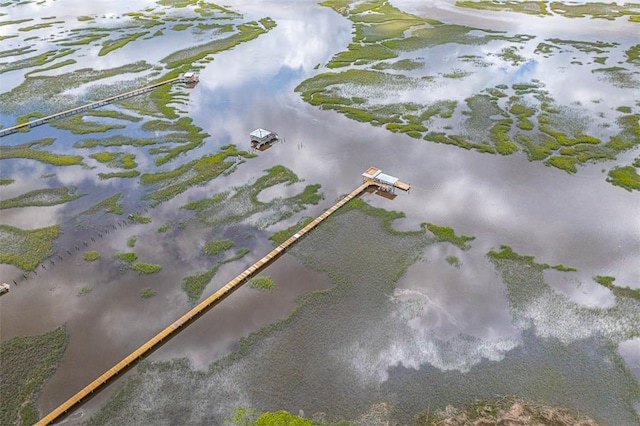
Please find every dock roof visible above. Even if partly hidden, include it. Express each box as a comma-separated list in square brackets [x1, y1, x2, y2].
[250, 128, 273, 138]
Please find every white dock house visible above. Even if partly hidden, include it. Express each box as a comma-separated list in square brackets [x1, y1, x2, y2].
[250, 128, 279, 148]
[362, 166, 411, 193]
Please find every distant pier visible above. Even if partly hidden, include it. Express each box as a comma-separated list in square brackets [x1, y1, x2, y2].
[0, 73, 199, 138]
[34, 167, 409, 426]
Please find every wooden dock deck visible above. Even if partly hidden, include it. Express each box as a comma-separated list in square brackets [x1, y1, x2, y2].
[0, 75, 193, 138]
[35, 179, 383, 426]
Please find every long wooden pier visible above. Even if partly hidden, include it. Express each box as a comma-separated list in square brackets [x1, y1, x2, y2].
[0, 74, 196, 138]
[35, 172, 412, 426]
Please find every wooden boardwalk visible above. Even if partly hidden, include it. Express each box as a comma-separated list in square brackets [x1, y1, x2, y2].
[0, 76, 191, 138]
[35, 180, 379, 426]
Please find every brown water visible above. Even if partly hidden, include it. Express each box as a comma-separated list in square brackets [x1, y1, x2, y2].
[1, 0, 639, 424]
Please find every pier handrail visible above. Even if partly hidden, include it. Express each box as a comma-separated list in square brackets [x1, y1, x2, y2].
[0, 77, 184, 138]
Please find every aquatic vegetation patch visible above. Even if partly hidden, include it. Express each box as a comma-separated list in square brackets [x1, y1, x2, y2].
[78, 192, 123, 216]
[415, 395, 597, 425]
[141, 144, 255, 206]
[422, 223, 475, 250]
[607, 165, 640, 191]
[140, 287, 156, 298]
[594, 276, 640, 301]
[0, 177, 14, 185]
[0, 48, 75, 75]
[203, 239, 234, 255]
[549, 1, 640, 21]
[98, 170, 141, 180]
[445, 255, 461, 268]
[0, 61, 152, 114]
[128, 213, 152, 223]
[161, 17, 277, 69]
[131, 262, 162, 274]
[626, 44, 640, 64]
[24, 58, 77, 77]
[127, 235, 137, 247]
[0, 326, 69, 426]
[84, 250, 100, 261]
[268, 217, 314, 245]
[182, 247, 250, 303]
[248, 276, 275, 291]
[0, 138, 84, 166]
[86, 109, 142, 122]
[77, 286, 92, 296]
[90, 151, 138, 169]
[75, 135, 160, 149]
[99, 31, 150, 56]
[0, 224, 60, 271]
[50, 114, 127, 134]
[182, 165, 323, 228]
[592, 66, 640, 88]
[0, 186, 85, 209]
[456, 0, 549, 15]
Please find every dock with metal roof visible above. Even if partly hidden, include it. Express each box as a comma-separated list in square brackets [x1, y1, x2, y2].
[362, 166, 411, 192]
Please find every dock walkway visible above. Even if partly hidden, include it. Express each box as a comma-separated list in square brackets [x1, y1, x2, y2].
[35, 178, 386, 426]
[0, 75, 193, 138]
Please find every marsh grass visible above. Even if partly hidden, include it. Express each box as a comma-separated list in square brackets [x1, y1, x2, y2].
[607, 165, 640, 191]
[98, 170, 141, 180]
[99, 31, 149, 56]
[0, 326, 68, 426]
[204, 239, 234, 255]
[79, 192, 123, 216]
[77, 286, 93, 296]
[182, 165, 323, 228]
[422, 223, 475, 250]
[83, 250, 100, 261]
[182, 247, 250, 303]
[0, 224, 60, 271]
[141, 144, 255, 206]
[248, 276, 274, 291]
[140, 287, 156, 298]
[0, 138, 84, 166]
[0, 186, 85, 209]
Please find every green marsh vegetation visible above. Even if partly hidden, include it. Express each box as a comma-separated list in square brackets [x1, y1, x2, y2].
[50, 114, 127, 134]
[98, 170, 141, 180]
[268, 217, 314, 245]
[203, 238, 234, 255]
[84, 196, 639, 424]
[445, 255, 461, 268]
[0, 177, 15, 185]
[0, 224, 60, 271]
[83, 250, 100, 261]
[182, 165, 323, 228]
[128, 213, 152, 223]
[594, 276, 640, 301]
[89, 152, 138, 169]
[0, 138, 84, 166]
[248, 276, 274, 291]
[0, 326, 69, 426]
[422, 223, 475, 250]
[0, 48, 75, 75]
[0, 186, 85, 209]
[141, 144, 255, 206]
[116, 251, 162, 275]
[99, 31, 150, 56]
[455, 0, 640, 22]
[78, 192, 123, 216]
[182, 247, 250, 303]
[299, 0, 640, 187]
[140, 287, 156, 298]
[77, 286, 93, 296]
[607, 162, 640, 191]
[127, 235, 137, 247]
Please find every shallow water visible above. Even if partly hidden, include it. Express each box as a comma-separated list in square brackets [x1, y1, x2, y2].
[1, 0, 639, 424]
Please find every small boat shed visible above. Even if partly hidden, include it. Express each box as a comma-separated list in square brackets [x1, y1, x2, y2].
[362, 166, 411, 192]
[250, 128, 279, 148]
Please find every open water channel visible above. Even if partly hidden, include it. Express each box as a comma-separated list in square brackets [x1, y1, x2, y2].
[0, 0, 639, 424]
